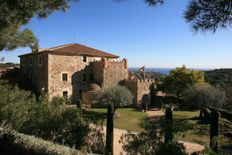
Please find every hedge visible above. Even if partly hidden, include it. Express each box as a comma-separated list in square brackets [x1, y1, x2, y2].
[0, 127, 98, 155]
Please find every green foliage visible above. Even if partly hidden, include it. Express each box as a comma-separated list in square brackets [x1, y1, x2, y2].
[150, 83, 158, 107]
[0, 80, 91, 151]
[158, 66, 206, 99]
[155, 142, 186, 155]
[120, 128, 158, 155]
[141, 94, 149, 112]
[0, 62, 19, 69]
[205, 69, 232, 111]
[183, 85, 226, 110]
[205, 69, 232, 89]
[0, 127, 88, 155]
[120, 127, 186, 155]
[0, 0, 77, 51]
[184, 0, 232, 32]
[105, 104, 114, 155]
[97, 85, 133, 110]
[0, 80, 35, 130]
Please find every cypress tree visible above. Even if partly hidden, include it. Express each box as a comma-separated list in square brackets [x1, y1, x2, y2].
[105, 103, 114, 155]
[164, 107, 173, 143]
[210, 111, 220, 152]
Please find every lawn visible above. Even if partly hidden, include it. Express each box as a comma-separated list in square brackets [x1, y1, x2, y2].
[83, 108, 147, 132]
[173, 110, 232, 148]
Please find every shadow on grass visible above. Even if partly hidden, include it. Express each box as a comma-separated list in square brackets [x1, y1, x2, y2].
[83, 110, 106, 125]
[130, 108, 143, 113]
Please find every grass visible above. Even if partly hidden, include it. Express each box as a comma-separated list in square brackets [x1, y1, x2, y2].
[173, 110, 232, 148]
[83, 108, 147, 132]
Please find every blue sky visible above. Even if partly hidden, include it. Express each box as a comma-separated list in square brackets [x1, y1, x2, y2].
[1, 0, 232, 69]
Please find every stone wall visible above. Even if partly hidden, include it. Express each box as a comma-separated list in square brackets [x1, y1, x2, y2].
[124, 78, 155, 106]
[20, 54, 49, 93]
[92, 58, 128, 88]
[20, 52, 154, 106]
[47, 54, 99, 101]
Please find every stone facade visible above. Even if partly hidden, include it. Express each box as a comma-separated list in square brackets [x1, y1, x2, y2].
[19, 43, 155, 106]
[124, 78, 155, 107]
[20, 53, 49, 93]
[20, 52, 128, 103]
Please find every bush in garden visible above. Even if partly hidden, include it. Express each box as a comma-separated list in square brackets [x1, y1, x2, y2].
[120, 128, 186, 155]
[155, 142, 186, 155]
[97, 85, 133, 112]
[141, 94, 149, 112]
[0, 126, 87, 155]
[0, 81, 97, 152]
[182, 85, 225, 110]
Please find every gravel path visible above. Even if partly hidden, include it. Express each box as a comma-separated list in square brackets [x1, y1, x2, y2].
[146, 109, 206, 155]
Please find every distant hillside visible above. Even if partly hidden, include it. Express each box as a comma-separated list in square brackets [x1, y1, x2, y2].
[0, 62, 19, 69]
[205, 69, 232, 89]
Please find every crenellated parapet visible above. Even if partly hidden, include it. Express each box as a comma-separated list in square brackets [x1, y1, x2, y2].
[90, 58, 128, 69]
[124, 78, 155, 106]
[126, 78, 155, 84]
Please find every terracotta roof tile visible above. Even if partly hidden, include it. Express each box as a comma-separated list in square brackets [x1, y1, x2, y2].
[19, 43, 119, 58]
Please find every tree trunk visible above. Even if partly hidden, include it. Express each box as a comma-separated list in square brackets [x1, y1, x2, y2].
[210, 111, 219, 153]
[164, 108, 173, 144]
[105, 104, 114, 155]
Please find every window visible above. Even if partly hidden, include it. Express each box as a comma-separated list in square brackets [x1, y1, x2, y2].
[90, 73, 94, 81]
[38, 55, 42, 65]
[62, 73, 68, 81]
[83, 74, 86, 82]
[63, 91, 68, 98]
[83, 56, 87, 63]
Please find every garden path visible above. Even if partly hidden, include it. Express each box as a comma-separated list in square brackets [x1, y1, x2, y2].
[147, 109, 206, 155]
[97, 109, 205, 155]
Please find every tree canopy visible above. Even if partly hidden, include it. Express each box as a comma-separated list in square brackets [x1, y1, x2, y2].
[0, 0, 77, 51]
[158, 65, 206, 99]
[183, 85, 226, 110]
[97, 85, 133, 110]
[144, 0, 232, 32]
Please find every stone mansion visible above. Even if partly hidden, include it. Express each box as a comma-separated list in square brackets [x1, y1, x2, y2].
[19, 43, 154, 106]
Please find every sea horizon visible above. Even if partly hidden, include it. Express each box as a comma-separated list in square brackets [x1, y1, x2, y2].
[129, 67, 212, 75]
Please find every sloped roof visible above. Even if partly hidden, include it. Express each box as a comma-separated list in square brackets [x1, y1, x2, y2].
[19, 43, 119, 58]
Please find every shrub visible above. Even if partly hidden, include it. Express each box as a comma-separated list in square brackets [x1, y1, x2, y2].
[141, 94, 149, 112]
[0, 127, 88, 155]
[0, 81, 95, 152]
[155, 142, 186, 155]
[97, 85, 133, 111]
[183, 85, 225, 110]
